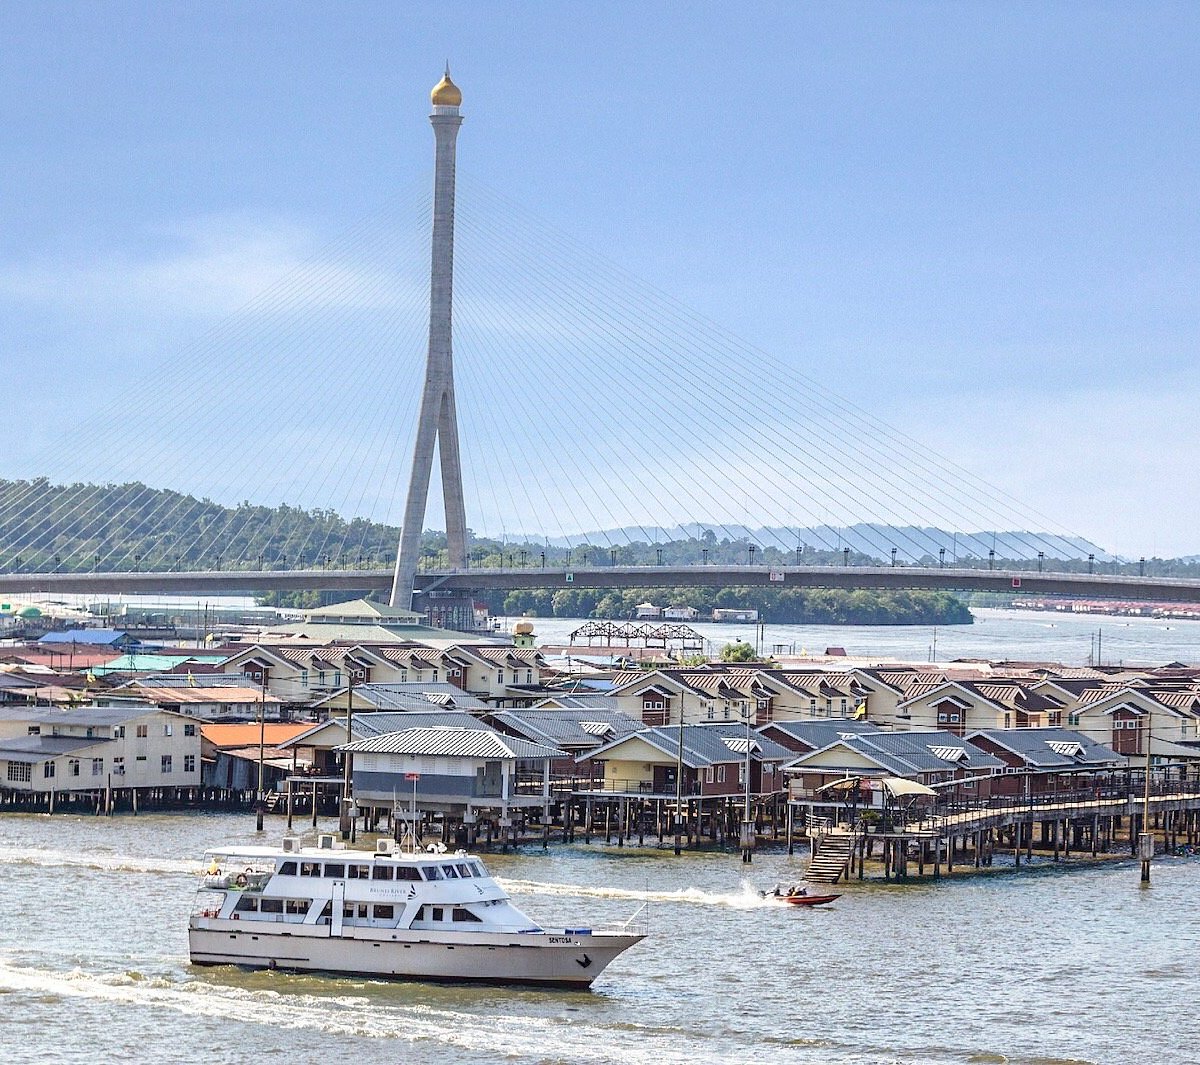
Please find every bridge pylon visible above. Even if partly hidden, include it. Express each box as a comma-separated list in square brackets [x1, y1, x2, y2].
[390, 67, 469, 609]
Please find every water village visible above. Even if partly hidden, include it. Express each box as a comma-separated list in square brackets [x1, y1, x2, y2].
[4, 596, 1200, 886]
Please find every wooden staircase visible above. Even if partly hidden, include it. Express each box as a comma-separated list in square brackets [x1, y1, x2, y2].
[806, 829, 855, 884]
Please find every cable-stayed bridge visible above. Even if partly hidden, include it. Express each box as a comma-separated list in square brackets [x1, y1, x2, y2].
[1, 565, 1200, 605]
[3, 71, 1190, 611]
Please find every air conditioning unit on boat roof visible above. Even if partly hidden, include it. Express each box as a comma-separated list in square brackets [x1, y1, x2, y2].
[376, 839, 396, 854]
[282, 836, 299, 853]
[318, 833, 335, 849]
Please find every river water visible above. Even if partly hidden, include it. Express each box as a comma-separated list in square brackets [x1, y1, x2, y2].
[519, 606, 1200, 668]
[3, 608, 1200, 1064]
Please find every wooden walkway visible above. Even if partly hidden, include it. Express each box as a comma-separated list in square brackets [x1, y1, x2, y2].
[804, 787, 1200, 884]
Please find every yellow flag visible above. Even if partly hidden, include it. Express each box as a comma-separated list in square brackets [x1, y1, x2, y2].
[853, 702, 867, 720]
[187, 671, 197, 687]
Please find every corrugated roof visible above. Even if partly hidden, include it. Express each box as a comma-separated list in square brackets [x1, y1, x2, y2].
[340, 726, 561, 760]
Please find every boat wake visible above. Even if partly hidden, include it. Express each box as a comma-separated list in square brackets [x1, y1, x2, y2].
[0, 845, 197, 876]
[497, 877, 775, 909]
[0, 955, 737, 1063]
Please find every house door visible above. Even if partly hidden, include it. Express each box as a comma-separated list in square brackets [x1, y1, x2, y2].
[331, 881, 345, 936]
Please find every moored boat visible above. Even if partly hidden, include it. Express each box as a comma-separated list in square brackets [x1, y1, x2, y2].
[188, 834, 644, 987]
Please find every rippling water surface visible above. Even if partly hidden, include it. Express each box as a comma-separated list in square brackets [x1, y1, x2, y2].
[5, 608, 1200, 1063]
[2, 811, 1199, 1065]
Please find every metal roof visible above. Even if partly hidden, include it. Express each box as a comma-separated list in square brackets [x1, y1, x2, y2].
[340, 726, 562, 760]
[488, 708, 644, 748]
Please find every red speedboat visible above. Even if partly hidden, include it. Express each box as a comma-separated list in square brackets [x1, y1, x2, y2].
[764, 883, 841, 906]
[780, 891, 841, 906]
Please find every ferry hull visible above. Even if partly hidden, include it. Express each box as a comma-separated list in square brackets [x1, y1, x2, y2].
[188, 922, 642, 988]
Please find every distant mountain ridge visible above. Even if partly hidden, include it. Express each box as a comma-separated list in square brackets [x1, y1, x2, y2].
[513, 523, 1113, 563]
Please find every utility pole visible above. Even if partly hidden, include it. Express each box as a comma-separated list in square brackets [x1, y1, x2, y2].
[673, 705, 685, 856]
[1139, 720, 1153, 884]
[255, 670, 267, 832]
[340, 662, 357, 842]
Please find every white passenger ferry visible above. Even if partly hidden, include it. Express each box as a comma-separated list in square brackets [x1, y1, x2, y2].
[188, 835, 644, 987]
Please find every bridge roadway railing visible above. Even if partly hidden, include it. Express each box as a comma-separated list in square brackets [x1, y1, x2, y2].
[3, 563, 1200, 603]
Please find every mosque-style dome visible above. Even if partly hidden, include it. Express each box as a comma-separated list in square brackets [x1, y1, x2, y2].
[431, 69, 462, 107]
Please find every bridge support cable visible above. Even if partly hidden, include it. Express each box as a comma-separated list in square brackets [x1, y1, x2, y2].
[0, 191, 447, 574]
[455, 178, 1093, 565]
[0, 194, 432, 571]
[453, 196, 988, 561]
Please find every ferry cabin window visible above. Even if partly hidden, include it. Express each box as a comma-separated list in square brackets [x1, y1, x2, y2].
[371, 865, 394, 880]
[452, 907, 482, 923]
[323, 863, 345, 878]
[319, 901, 332, 918]
[347, 864, 370, 879]
[422, 865, 443, 880]
[440, 865, 460, 879]
[395, 865, 422, 881]
[372, 904, 395, 920]
[235, 896, 259, 912]
[431, 907, 444, 922]
[343, 904, 368, 919]
[469, 862, 485, 877]
[455, 863, 472, 878]
[285, 900, 309, 915]
[278, 861, 298, 876]
[300, 862, 322, 877]
[260, 898, 284, 913]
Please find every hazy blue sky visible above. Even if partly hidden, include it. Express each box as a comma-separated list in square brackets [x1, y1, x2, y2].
[1, 2, 1197, 556]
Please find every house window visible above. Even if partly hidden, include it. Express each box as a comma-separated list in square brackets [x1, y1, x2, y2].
[114, 725, 125, 739]
[161, 755, 173, 773]
[938, 712, 948, 724]
[92, 758, 103, 776]
[526, 670, 533, 684]
[164, 723, 173, 737]
[184, 723, 196, 737]
[717, 766, 726, 784]
[301, 669, 309, 688]
[69, 759, 80, 777]
[317, 671, 326, 686]
[840, 699, 847, 713]
[113, 758, 125, 776]
[431, 670, 438, 682]
[184, 755, 196, 773]
[136, 724, 148, 738]
[333, 671, 342, 687]
[706, 706, 715, 721]
[7, 763, 31, 783]
[704, 767, 714, 783]
[43, 762, 56, 779]
[1004, 713, 1011, 729]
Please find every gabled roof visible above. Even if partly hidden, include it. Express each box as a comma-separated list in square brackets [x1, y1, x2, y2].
[583, 724, 793, 768]
[340, 726, 561, 760]
[301, 598, 424, 623]
[785, 730, 1004, 777]
[968, 728, 1122, 768]
[0, 734, 102, 762]
[310, 682, 490, 713]
[486, 708, 643, 749]
[277, 710, 490, 749]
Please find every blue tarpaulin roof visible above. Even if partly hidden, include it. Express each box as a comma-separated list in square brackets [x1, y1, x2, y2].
[39, 629, 136, 646]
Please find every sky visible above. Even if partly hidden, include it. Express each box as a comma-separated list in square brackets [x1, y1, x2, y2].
[1, 2, 1197, 557]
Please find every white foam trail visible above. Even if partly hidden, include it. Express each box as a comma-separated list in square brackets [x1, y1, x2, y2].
[497, 877, 777, 909]
[0, 845, 197, 876]
[0, 956, 732, 1064]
